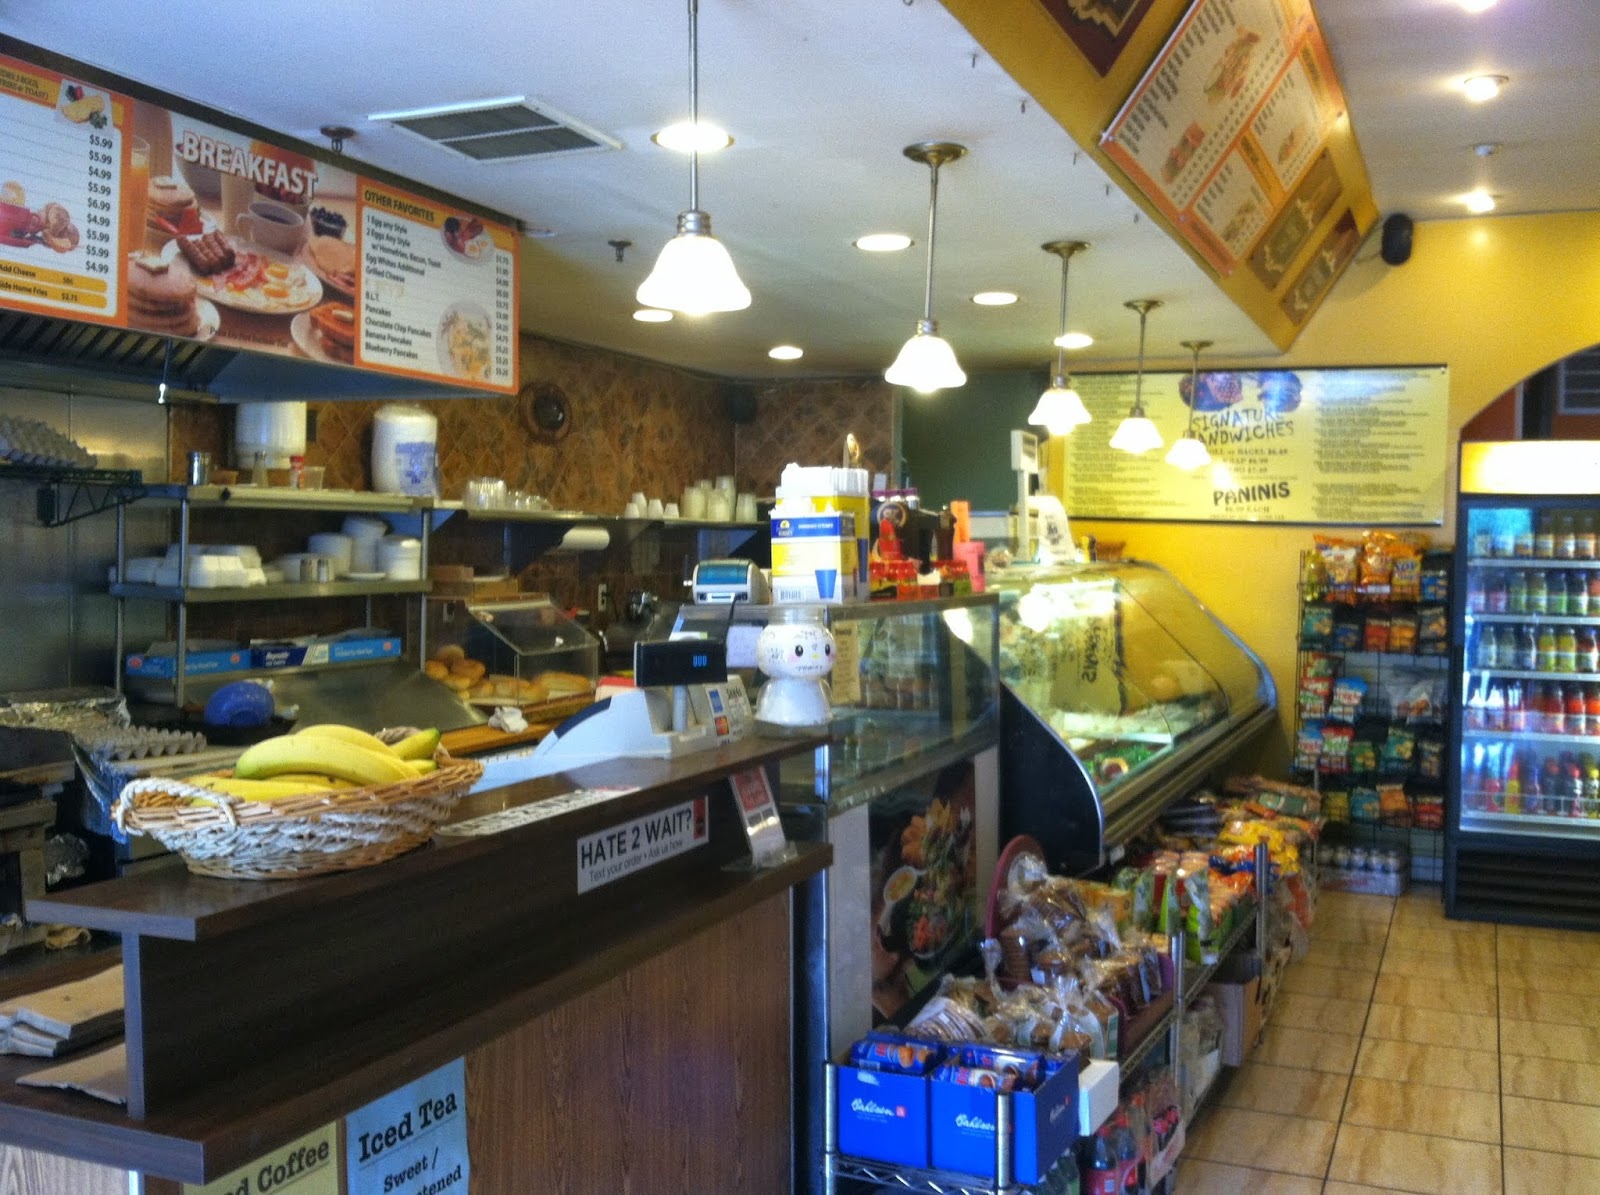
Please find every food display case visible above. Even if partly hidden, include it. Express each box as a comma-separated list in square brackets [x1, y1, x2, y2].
[992, 560, 1276, 874]
[1447, 442, 1600, 929]
[668, 594, 1000, 1195]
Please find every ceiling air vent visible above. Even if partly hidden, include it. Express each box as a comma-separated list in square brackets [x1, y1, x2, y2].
[373, 97, 620, 162]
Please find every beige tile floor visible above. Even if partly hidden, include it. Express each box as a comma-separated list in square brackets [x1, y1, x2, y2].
[1175, 885, 1600, 1194]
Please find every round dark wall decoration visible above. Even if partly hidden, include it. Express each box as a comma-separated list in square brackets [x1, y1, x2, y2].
[520, 382, 572, 443]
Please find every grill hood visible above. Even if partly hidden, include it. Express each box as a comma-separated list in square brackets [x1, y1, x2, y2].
[0, 311, 498, 403]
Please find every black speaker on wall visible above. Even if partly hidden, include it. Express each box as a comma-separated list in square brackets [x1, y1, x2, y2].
[1380, 213, 1414, 266]
[722, 384, 758, 424]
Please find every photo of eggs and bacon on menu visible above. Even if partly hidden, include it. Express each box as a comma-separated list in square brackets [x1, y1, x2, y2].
[121, 109, 356, 360]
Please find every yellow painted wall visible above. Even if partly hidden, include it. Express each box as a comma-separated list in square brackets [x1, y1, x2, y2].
[1053, 211, 1600, 769]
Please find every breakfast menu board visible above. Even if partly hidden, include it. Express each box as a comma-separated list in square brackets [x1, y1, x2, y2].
[358, 180, 517, 392]
[0, 56, 126, 320]
[1062, 366, 1449, 526]
[1101, 0, 1349, 280]
[0, 45, 519, 392]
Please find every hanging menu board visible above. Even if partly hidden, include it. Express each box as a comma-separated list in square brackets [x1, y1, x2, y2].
[1062, 366, 1449, 526]
[0, 45, 519, 392]
[1101, 0, 1350, 282]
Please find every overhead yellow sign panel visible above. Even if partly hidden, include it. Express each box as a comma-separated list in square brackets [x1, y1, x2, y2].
[940, 0, 1378, 350]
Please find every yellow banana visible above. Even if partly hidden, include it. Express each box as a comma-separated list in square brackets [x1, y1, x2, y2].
[392, 728, 441, 761]
[293, 724, 399, 756]
[407, 759, 437, 775]
[202, 777, 341, 801]
[265, 773, 357, 789]
[235, 734, 414, 785]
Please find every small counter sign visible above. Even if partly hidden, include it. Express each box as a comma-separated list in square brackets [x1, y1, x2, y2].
[576, 796, 708, 893]
[345, 1059, 468, 1195]
[182, 1124, 338, 1195]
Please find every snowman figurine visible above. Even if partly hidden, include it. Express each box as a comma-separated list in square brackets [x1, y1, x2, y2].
[756, 618, 836, 732]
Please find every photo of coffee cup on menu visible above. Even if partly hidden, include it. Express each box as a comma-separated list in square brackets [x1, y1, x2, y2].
[236, 199, 307, 253]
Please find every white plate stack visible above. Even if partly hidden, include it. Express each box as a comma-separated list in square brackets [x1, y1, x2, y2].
[377, 536, 423, 581]
[342, 516, 388, 573]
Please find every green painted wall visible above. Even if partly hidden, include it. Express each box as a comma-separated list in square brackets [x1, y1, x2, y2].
[899, 368, 1046, 510]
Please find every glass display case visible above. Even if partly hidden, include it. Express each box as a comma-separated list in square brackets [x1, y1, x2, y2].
[666, 594, 1000, 1195]
[1448, 442, 1600, 928]
[992, 560, 1276, 873]
[438, 597, 600, 686]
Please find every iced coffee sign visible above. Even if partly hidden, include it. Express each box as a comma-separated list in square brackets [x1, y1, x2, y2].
[0, 41, 519, 392]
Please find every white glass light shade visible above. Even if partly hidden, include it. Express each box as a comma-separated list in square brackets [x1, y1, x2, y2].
[885, 321, 966, 393]
[1164, 435, 1212, 469]
[636, 210, 751, 315]
[1029, 381, 1091, 435]
[1110, 414, 1163, 454]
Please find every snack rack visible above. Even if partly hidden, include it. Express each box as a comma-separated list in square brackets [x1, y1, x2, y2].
[820, 842, 1272, 1195]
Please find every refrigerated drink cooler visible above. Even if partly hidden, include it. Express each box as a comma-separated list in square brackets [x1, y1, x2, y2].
[1449, 441, 1600, 929]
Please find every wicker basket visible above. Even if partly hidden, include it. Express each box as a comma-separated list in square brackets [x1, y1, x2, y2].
[113, 735, 484, 881]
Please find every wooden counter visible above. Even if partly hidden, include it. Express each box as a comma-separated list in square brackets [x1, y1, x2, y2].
[2, 735, 829, 1185]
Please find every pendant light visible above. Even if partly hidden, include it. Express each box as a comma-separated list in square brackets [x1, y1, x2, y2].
[636, 0, 751, 316]
[1109, 299, 1164, 454]
[1028, 241, 1093, 435]
[1165, 339, 1214, 470]
[885, 142, 967, 394]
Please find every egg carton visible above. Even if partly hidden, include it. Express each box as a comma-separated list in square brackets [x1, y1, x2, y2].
[72, 725, 206, 762]
[0, 416, 96, 469]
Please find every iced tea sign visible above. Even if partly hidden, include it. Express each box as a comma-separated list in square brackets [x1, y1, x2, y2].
[345, 1059, 468, 1195]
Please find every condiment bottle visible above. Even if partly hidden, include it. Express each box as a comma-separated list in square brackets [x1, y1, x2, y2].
[289, 454, 305, 490]
[251, 450, 268, 487]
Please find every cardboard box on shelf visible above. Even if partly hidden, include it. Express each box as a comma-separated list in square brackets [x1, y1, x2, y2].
[1208, 953, 1267, 1068]
[835, 1063, 929, 1169]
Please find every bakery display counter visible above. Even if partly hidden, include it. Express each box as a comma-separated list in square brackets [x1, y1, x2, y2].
[992, 561, 1276, 874]
[1, 735, 827, 1186]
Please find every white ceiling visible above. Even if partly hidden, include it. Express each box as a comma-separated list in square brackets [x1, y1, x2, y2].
[3, 0, 1594, 380]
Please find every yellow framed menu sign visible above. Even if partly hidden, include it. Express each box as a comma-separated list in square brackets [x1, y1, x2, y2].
[1062, 365, 1449, 526]
[0, 39, 520, 393]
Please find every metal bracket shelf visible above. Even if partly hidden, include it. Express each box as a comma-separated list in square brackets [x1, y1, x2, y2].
[0, 463, 146, 527]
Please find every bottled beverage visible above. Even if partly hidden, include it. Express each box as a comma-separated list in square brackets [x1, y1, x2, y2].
[1559, 514, 1578, 560]
[1472, 527, 1494, 558]
[1483, 744, 1504, 812]
[1537, 512, 1557, 559]
[1529, 570, 1549, 614]
[1538, 682, 1562, 733]
[1495, 525, 1518, 558]
[1549, 571, 1570, 616]
[1465, 678, 1487, 729]
[1468, 572, 1487, 612]
[1559, 624, 1580, 672]
[1475, 626, 1500, 669]
[1489, 571, 1510, 613]
[1487, 681, 1508, 731]
[1082, 1125, 1118, 1195]
[1516, 526, 1536, 558]
[1518, 625, 1540, 670]
[1581, 627, 1600, 673]
[1538, 625, 1558, 672]
[1504, 752, 1523, 814]
[1587, 683, 1600, 734]
[1567, 753, 1586, 815]
[1542, 756, 1565, 814]
[1572, 572, 1591, 617]
[1590, 572, 1600, 611]
[1567, 684, 1587, 736]
[1580, 513, 1598, 560]
[1507, 680, 1527, 732]
[1550, 687, 1569, 736]
[1584, 754, 1600, 817]
[1508, 570, 1529, 613]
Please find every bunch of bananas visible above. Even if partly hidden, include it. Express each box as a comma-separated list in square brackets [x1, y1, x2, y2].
[191, 724, 442, 802]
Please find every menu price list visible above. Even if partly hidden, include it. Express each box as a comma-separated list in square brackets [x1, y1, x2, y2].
[0, 56, 122, 319]
[357, 180, 517, 393]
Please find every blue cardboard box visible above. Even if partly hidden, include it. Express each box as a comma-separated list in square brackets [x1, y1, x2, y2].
[126, 647, 248, 678]
[928, 1052, 1080, 1184]
[836, 1063, 929, 1169]
[329, 636, 403, 663]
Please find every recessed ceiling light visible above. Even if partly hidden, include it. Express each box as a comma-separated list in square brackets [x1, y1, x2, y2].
[972, 291, 1019, 306]
[633, 308, 674, 323]
[651, 120, 733, 153]
[1054, 331, 1094, 350]
[853, 233, 913, 252]
[1463, 74, 1507, 102]
[1459, 0, 1496, 12]
[1464, 189, 1497, 214]
[768, 345, 804, 361]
